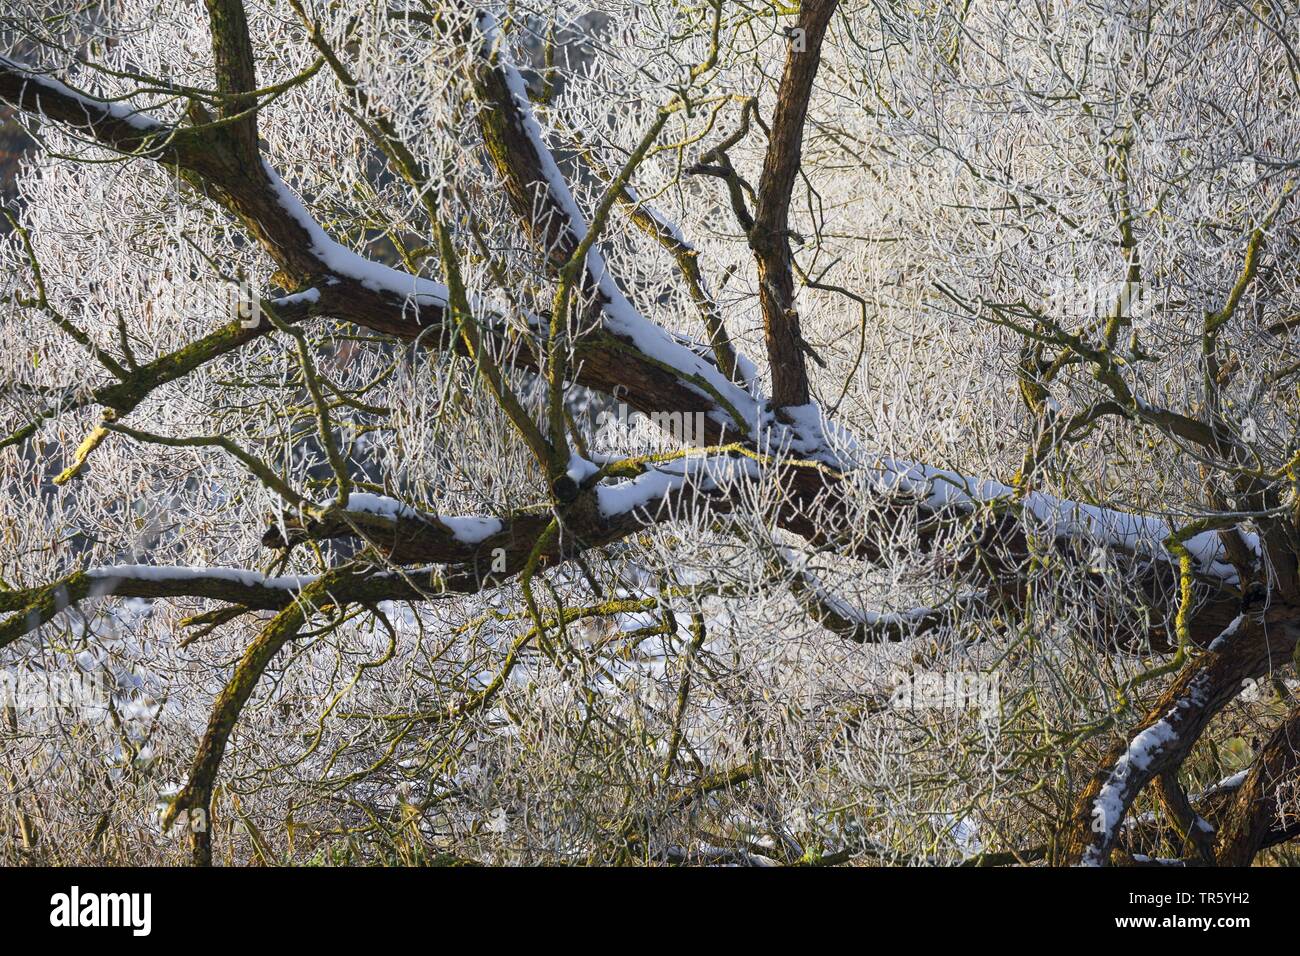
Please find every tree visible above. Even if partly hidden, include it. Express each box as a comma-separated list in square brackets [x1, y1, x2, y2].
[1, 0, 1298, 866]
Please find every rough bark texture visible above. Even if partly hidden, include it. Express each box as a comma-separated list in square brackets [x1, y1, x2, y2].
[750, 0, 838, 408]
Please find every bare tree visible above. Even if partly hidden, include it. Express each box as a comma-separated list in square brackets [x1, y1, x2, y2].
[0, 0, 1298, 866]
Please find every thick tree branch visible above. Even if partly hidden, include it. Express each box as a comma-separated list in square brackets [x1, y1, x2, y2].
[1062, 610, 1300, 864]
[749, 0, 838, 408]
[0, 37, 1259, 660]
[203, 0, 260, 162]
[1215, 700, 1300, 865]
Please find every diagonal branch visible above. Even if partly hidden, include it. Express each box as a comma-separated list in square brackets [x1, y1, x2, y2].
[1063, 608, 1300, 865]
[1215, 700, 1300, 865]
